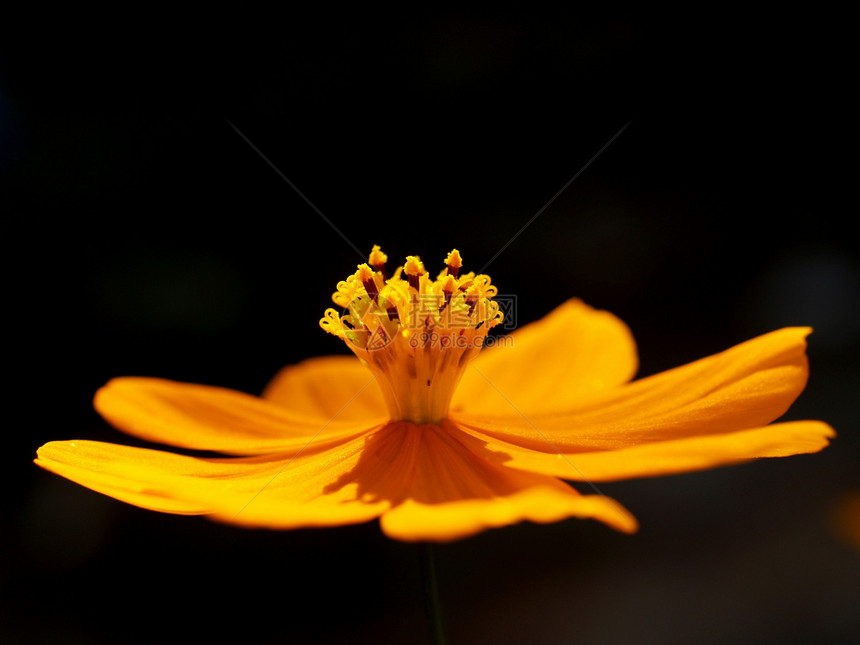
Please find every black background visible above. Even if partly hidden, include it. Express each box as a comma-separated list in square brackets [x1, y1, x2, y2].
[2, 9, 858, 644]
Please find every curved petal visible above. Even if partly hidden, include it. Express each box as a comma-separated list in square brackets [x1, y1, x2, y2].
[452, 327, 812, 451]
[377, 423, 638, 542]
[263, 355, 387, 424]
[452, 420, 835, 481]
[451, 299, 638, 414]
[35, 440, 212, 514]
[94, 377, 381, 456]
[34, 429, 393, 528]
[35, 422, 638, 540]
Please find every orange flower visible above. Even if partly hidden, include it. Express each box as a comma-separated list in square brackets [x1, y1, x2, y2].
[35, 247, 834, 542]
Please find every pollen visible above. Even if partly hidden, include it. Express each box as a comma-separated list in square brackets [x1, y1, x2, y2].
[321, 246, 503, 423]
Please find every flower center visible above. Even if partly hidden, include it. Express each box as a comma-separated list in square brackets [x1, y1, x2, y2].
[320, 246, 503, 424]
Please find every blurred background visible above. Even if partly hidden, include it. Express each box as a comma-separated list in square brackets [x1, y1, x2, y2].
[2, 9, 857, 644]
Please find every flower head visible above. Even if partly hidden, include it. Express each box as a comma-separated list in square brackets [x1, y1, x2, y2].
[319, 247, 501, 424]
[35, 247, 834, 542]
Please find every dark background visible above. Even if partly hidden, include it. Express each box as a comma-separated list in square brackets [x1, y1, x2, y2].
[2, 10, 857, 644]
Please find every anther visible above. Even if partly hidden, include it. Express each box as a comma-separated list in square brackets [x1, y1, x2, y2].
[369, 245, 388, 280]
[445, 249, 462, 279]
[357, 263, 379, 302]
[404, 256, 425, 292]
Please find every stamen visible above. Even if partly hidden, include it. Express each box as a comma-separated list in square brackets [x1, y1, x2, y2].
[404, 255, 425, 292]
[357, 263, 379, 302]
[369, 245, 388, 280]
[444, 249, 462, 279]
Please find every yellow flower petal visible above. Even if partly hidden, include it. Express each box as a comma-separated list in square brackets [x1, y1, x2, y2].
[262, 355, 387, 424]
[35, 440, 214, 514]
[452, 299, 638, 414]
[453, 420, 835, 481]
[377, 423, 638, 542]
[217, 423, 416, 529]
[35, 430, 392, 528]
[94, 377, 377, 456]
[452, 327, 811, 451]
[35, 424, 638, 540]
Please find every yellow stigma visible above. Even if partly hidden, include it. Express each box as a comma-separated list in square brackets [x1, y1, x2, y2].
[320, 247, 503, 423]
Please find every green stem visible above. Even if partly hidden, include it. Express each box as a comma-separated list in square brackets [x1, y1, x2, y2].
[419, 542, 449, 645]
